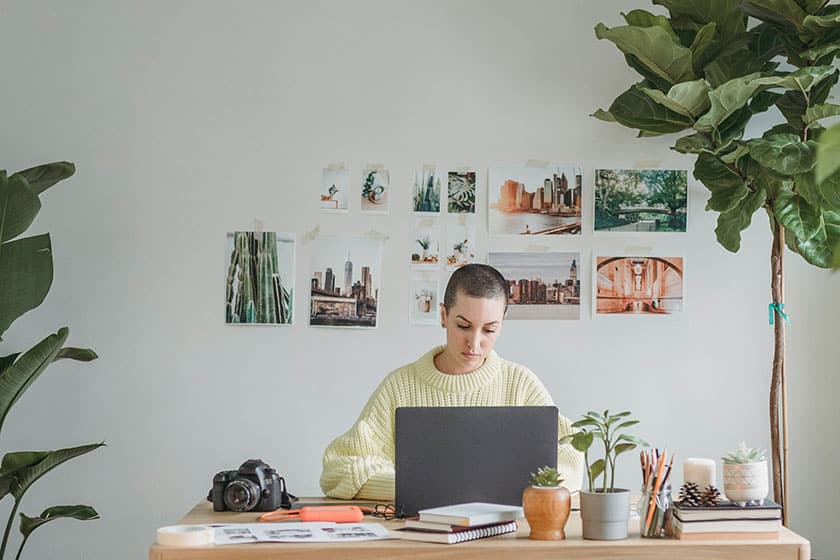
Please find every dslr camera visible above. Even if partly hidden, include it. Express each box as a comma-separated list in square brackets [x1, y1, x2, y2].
[208, 459, 292, 512]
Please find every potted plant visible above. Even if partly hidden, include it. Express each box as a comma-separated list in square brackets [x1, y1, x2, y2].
[593, 1, 840, 520]
[722, 442, 769, 506]
[522, 466, 571, 540]
[562, 410, 647, 540]
[0, 162, 103, 559]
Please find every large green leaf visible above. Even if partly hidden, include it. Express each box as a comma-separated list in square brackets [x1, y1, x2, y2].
[716, 186, 767, 251]
[0, 451, 50, 500]
[0, 234, 53, 340]
[804, 103, 840, 126]
[640, 79, 712, 118]
[595, 23, 695, 85]
[19, 505, 99, 538]
[0, 328, 67, 434]
[622, 10, 680, 42]
[10, 443, 105, 501]
[800, 43, 840, 62]
[673, 132, 710, 153]
[652, 0, 746, 37]
[775, 189, 823, 240]
[803, 11, 840, 32]
[599, 85, 693, 134]
[747, 134, 816, 175]
[750, 65, 837, 92]
[695, 152, 749, 211]
[690, 22, 718, 71]
[742, 0, 807, 32]
[0, 173, 41, 243]
[694, 73, 763, 132]
[11, 162, 75, 196]
[816, 122, 840, 182]
[793, 0, 830, 15]
[791, 209, 840, 267]
[589, 459, 606, 484]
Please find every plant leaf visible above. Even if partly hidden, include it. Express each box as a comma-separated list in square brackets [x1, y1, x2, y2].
[803, 10, 840, 32]
[604, 85, 693, 134]
[0, 328, 68, 434]
[791, 209, 840, 267]
[694, 152, 749, 211]
[54, 347, 98, 362]
[589, 459, 606, 482]
[11, 162, 75, 196]
[592, 109, 616, 122]
[0, 172, 41, 243]
[673, 132, 709, 154]
[749, 65, 838, 92]
[804, 103, 840, 126]
[715, 186, 767, 251]
[694, 73, 764, 133]
[570, 431, 594, 453]
[747, 134, 816, 175]
[617, 434, 650, 447]
[11, 443, 105, 501]
[816, 122, 840, 182]
[616, 420, 640, 430]
[800, 43, 840, 63]
[0, 233, 54, 341]
[0, 451, 50, 500]
[622, 10, 680, 42]
[652, 0, 746, 37]
[595, 23, 695, 85]
[641, 79, 712, 118]
[690, 22, 718, 71]
[775, 189, 823, 240]
[742, 0, 807, 32]
[19, 505, 99, 538]
[614, 443, 638, 458]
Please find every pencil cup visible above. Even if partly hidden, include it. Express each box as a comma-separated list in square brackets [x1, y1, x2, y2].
[639, 483, 672, 538]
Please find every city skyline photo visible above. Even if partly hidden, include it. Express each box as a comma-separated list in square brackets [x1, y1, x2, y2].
[488, 251, 581, 320]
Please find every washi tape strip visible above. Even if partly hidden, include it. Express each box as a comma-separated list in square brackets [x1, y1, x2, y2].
[156, 525, 214, 546]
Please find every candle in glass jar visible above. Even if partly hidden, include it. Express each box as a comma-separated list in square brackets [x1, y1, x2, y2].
[683, 458, 716, 490]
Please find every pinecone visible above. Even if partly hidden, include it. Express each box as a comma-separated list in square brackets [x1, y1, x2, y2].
[701, 485, 722, 506]
[677, 482, 702, 506]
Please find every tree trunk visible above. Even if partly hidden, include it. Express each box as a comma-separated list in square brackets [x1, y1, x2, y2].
[770, 221, 787, 525]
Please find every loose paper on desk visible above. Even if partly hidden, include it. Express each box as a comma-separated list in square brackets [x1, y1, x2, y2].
[212, 522, 392, 544]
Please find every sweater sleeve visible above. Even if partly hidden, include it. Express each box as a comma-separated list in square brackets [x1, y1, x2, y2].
[319, 382, 396, 500]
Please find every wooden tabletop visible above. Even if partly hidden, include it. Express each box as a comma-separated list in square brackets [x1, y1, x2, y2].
[149, 498, 810, 560]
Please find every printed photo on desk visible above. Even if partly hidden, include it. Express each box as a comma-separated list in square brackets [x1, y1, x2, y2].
[309, 234, 383, 328]
[487, 251, 581, 320]
[320, 166, 350, 213]
[594, 169, 688, 233]
[488, 164, 582, 236]
[594, 256, 684, 315]
[225, 231, 295, 325]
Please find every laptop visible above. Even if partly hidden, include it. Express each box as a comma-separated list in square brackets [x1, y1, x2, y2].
[394, 406, 559, 516]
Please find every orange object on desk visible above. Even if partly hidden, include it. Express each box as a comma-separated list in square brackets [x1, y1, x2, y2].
[260, 505, 366, 523]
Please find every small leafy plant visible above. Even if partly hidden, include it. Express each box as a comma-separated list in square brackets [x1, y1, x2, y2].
[416, 237, 431, 250]
[561, 410, 648, 493]
[529, 466, 564, 487]
[723, 442, 766, 464]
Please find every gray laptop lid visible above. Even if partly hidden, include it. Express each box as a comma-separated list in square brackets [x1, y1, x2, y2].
[395, 406, 559, 516]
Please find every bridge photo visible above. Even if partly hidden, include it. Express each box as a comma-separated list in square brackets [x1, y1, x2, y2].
[594, 169, 687, 232]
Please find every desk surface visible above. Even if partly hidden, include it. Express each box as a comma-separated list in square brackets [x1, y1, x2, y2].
[149, 498, 810, 560]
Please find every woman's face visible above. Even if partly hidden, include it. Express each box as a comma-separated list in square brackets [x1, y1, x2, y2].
[439, 292, 506, 373]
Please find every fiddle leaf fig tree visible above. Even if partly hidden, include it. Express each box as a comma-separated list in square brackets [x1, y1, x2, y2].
[594, 0, 840, 520]
[0, 162, 104, 559]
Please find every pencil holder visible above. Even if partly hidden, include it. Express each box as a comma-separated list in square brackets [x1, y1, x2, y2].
[639, 483, 672, 538]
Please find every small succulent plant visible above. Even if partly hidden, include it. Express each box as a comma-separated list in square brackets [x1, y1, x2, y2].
[529, 466, 564, 487]
[722, 442, 766, 464]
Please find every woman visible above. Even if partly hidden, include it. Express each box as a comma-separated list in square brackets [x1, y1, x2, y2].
[320, 264, 583, 500]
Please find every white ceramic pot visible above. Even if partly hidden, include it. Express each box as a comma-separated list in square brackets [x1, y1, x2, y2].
[722, 460, 769, 505]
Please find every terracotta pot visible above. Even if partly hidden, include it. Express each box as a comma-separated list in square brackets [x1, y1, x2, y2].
[522, 485, 571, 540]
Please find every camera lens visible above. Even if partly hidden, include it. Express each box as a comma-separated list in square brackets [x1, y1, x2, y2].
[223, 479, 260, 512]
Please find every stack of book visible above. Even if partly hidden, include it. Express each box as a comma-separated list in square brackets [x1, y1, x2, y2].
[393, 502, 522, 544]
[672, 499, 783, 540]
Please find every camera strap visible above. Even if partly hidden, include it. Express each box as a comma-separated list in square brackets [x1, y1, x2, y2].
[278, 476, 298, 509]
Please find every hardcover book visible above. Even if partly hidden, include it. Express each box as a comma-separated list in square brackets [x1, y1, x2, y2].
[672, 516, 782, 534]
[417, 502, 524, 527]
[674, 499, 782, 522]
[394, 521, 518, 544]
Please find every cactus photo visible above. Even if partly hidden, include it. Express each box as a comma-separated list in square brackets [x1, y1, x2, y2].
[225, 232, 295, 325]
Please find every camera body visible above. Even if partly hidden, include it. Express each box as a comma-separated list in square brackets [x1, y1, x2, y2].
[209, 459, 286, 512]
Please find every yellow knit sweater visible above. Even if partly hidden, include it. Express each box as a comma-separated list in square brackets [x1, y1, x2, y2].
[320, 346, 584, 500]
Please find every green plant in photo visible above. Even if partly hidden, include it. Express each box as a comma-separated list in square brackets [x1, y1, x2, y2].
[561, 410, 647, 493]
[448, 172, 476, 213]
[0, 162, 103, 559]
[529, 466, 565, 487]
[723, 442, 767, 464]
[416, 236, 431, 250]
[594, 0, 840, 513]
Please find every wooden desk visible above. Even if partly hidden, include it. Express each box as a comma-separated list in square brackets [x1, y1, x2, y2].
[149, 498, 810, 560]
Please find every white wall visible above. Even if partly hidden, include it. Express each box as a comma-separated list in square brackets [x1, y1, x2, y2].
[1, 1, 837, 558]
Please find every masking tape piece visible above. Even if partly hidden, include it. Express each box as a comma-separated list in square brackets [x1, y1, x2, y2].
[301, 225, 320, 245]
[157, 525, 214, 547]
[526, 159, 550, 168]
[526, 245, 550, 253]
[365, 163, 385, 171]
[623, 246, 653, 254]
[632, 160, 662, 169]
[455, 166, 472, 174]
[422, 164, 436, 172]
[366, 229, 390, 241]
[254, 219, 264, 237]
[416, 218, 435, 228]
[326, 162, 346, 171]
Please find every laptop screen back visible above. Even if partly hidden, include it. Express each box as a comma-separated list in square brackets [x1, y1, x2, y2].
[394, 406, 559, 516]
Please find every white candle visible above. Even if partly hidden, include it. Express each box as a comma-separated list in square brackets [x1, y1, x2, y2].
[683, 458, 716, 490]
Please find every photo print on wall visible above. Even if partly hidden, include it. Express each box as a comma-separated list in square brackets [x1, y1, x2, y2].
[444, 217, 477, 269]
[448, 170, 476, 214]
[309, 235, 383, 328]
[595, 256, 684, 315]
[488, 164, 582, 235]
[488, 251, 581, 320]
[410, 218, 441, 267]
[225, 232, 295, 325]
[361, 166, 390, 214]
[320, 166, 350, 212]
[409, 272, 440, 326]
[412, 166, 441, 214]
[594, 169, 688, 232]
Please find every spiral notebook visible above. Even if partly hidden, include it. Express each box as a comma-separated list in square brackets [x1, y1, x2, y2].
[393, 521, 518, 544]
